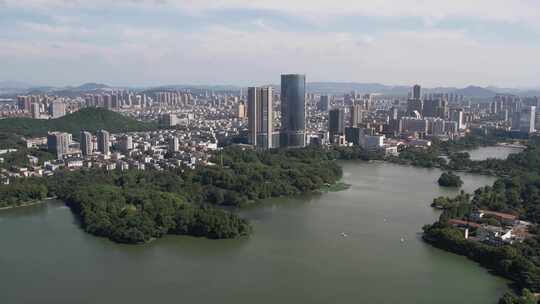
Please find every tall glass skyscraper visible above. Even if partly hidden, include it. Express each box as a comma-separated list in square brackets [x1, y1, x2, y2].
[280, 74, 306, 148]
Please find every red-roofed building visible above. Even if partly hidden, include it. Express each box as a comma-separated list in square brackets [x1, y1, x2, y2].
[472, 210, 518, 226]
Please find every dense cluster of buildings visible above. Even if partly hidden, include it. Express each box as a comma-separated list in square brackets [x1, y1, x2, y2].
[244, 81, 470, 153]
[0, 126, 219, 180]
[2, 75, 540, 183]
[471, 94, 540, 134]
[81, 91, 196, 110]
[16, 95, 67, 119]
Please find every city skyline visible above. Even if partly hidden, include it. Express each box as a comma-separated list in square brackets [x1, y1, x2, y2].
[1, 0, 540, 87]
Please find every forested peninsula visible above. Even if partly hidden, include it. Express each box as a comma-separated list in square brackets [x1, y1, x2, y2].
[423, 138, 540, 303]
[0, 147, 368, 243]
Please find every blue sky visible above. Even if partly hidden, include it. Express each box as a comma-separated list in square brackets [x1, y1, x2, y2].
[1, 0, 539, 87]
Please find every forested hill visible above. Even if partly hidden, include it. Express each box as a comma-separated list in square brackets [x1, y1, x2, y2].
[0, 108, 157, 139]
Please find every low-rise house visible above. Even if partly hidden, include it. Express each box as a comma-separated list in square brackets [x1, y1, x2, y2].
[24, 137, 47, 148]
[27, 155, 39, 165]
[384, 145, 399, 156]
[44, 161, 63, 171]
[67, 159, 83, 168]
[0, 149, 18, 155]
[448, 219, 482, 229]
[116, 161, 129, 171]
[471, 210, 518, 226]
[477, 225, 514, 246]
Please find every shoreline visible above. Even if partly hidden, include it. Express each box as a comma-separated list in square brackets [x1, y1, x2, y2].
[0, 197, 56, 212]
[317, 181, 351, 193]
[419, 141, 531, 301]
[496, 142, 527, 149]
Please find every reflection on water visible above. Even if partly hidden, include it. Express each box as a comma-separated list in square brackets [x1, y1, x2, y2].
[468, 146, 523, 161]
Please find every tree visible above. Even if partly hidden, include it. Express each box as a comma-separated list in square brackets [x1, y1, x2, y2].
[438, 172, 464, 188]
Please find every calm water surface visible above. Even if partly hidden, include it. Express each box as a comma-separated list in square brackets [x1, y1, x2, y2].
[0, 147, 517, 304]
[468, 145, 523, 161]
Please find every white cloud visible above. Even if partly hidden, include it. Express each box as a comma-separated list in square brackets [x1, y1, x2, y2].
[1, 22, 539, 87]
[5, 0, 540, 27]
[18, 21, 94, 36]
[1, 0, 539, 86]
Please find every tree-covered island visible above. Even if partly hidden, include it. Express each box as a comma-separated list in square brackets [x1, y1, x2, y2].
[438, 171, 464, 188]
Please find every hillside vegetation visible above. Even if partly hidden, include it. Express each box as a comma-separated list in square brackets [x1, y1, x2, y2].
[0, 108, 157, 141]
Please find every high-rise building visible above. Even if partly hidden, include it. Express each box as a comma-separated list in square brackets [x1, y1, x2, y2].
[111, 95, 119, 109]
[389, 107, 400, 121]
[422, 99, 437, 118]
[444, 121, 459, 134]
[30, 103, 40, 119]
[426, 118, 446, 136]
[237, 102, 246, 119]
[169, 137, 180, 153]
[412, 85, 422, 100]
[103, 95, 113, 110]
[50, 101, 66, 119]
[319, 95, 330, 112]
[280, 74, 306, 148]
[407, 99, 423, 116]
[450, 109, 465, 130]
[119, 135, 133, 153]
[387, 107, 401, 134]
[514, 106, 536, 133]
[159, 114, 179, 128]
[248, 87, 273, 149]
[535, 112, 540, 131]
[350, 104, 364, 127]
[47, 132, 70, 159]
[97, 130, 111, 156]
[17, 96, 32, 112]
[359, 133, 385, 151]
[423, 99, 448, 118]
[80, 131, 93, 156]
[329, 108, 345, 143]
[400, 117, 428, 134]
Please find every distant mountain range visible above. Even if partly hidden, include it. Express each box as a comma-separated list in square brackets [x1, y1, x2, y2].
[71, 83, 110, 91]
[0, 81, 35, 89]
[306, 82, 540, 98]
[1, 81, 539, 98]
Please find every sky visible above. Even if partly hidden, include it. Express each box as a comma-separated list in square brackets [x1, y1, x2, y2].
[1, 0, 539, 88]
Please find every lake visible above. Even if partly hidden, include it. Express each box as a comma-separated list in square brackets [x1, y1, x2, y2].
[0, 146, 518, 304]
[468, 145, 523, 161]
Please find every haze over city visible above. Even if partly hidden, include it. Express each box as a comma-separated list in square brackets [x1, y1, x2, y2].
[1, 0, 540, 87]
